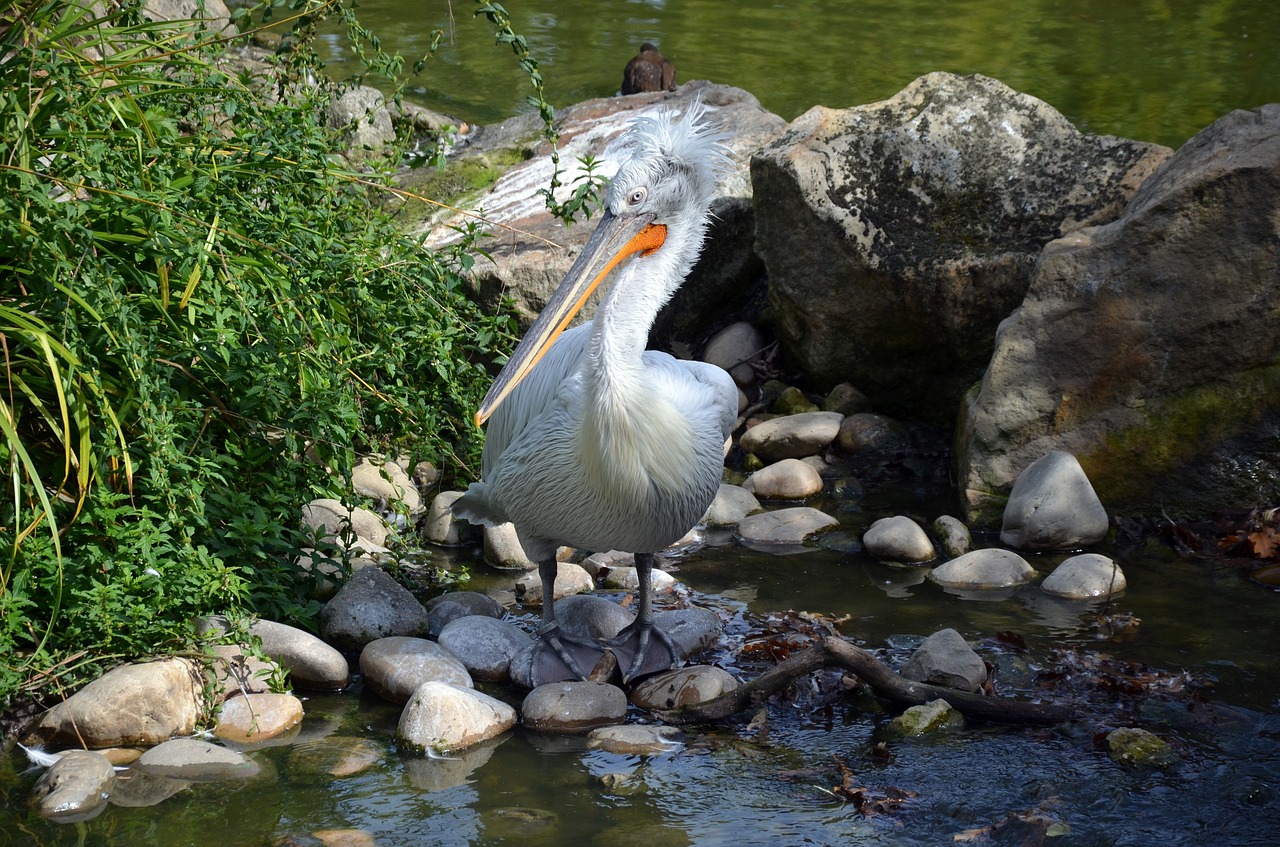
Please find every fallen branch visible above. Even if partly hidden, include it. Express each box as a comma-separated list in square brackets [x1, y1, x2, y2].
[653, 637, 1074, 726]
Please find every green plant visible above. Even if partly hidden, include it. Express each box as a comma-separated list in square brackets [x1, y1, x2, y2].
[0, 0, 519, 709]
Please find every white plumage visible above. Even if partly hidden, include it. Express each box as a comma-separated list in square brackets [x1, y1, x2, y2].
[454, 101, 737, 684]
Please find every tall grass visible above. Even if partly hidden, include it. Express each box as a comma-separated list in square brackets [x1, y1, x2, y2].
[0, 0, 518, 707]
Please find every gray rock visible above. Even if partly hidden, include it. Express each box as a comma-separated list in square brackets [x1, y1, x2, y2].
[958, 104, 1280, 522]
[515, 561, 594, 606]
[422, 82, 786, 351]
[930, 549, 1036, 589]
[556, 593, 635, 640]
[932, 515, 972, 558]
[206, 643, 278, 700]
[521, 681, 628, 733]
[739, 412, 844, 462]
[823, 383, 871, 416]
[742, 458, 825, 500]
[359, 636, 473, 704]
[899, 628, 988, 692]
[437, 616, 533, 682]
[425, 491, 475, 546]
[397, 682, 516, 754]
[652, 608, 723, 657]
[835, 413, 911, 455]
[30, 750, 115, 822]
[24, 658, 204, 748]
[1000, 451, 1109, 551]
[737, 506, 839, 545]
[135, 739, 259, 781]
[601, 566, 678, 593]
[890, 699, 963, 736]
[755, 71, 1170, 420]
[702, 321, 765, 387]
[143, 0, 235, 34]
[629, 665, 739, 710]
[106, 768, 188, 808]
[351, 457, 422, 514]
[301, 497, 389, 548]
[1041, 553, 1127, 599]
[587, 725, 683, 755]
[703, 483, 762, 527]
[484, 521, 536, 569]
[863, 516, 936, 564]
[327, 85, 395, 150]
[320, 567, 430, 653]
[199, 616, 350, 691]
[426, 591, 506, 638]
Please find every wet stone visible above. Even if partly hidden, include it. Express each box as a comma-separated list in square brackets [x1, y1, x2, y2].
[214, 692, 305, 743]
[426, 590, 504, 638]
[587, 724, 684, 755]
[515, 561, 594, 606]
[1107, 727, 1179, 769]
[863, 515, 937, 563]
[107, 768, 189, 808]
[743, 458, 825, 500]
[359, 636, 473, 704]
[933, 515, 972, 558]
[737, 506, 839, 545]
[1000, 450, 1109, 551]
[899, 628, 988, 692]
[836, 413, 911, 454]
[652, 608, 724, 658]
[557, 593, 635, 640]
[601, 565, 678, 593]
[30, 750, 115, 822]
[930, 549, 1036, 589]
[1041, 553, 1127, 599]
[481, 806, 561, 841]
[629, 665, 739, 710]
[287, 736, 385, 778]
[437, 615, 533, 682]
[890, 699, 963, 735]
[397, 681, 516, 754]
[134, 739, 260, 782]
[521, 681, 628, 733]
[485, 521, 537, 569]
[739, 411, 844, 462]
[320, 568, 431, 654]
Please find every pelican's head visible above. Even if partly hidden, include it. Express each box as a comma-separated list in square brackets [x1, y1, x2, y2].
[474, 100, 730, 427]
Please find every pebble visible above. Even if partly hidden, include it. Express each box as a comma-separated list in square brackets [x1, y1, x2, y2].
[737, 506, 839, 545]
[742, 458, 825, 499]
[515, 561, 595, 606]
[1000, 450, 1109, 551]
[320, 567, 431, 653]
[437, 615, 533, 682]
[863, 515, 937, 563]
[739, 411, 844, 462]
[1041, 553, 1127, 599]
[30, 750, 115, 822]
[397, 681, 516, 754]
[214, 693, 305, 743]
[899, 628, 988, 692]
[587, 724, 684, 755]
[629, 665, 739, 710]
[359, 636, 473, 703]
[521, 681, 628, 733]
[703, 483, 762, 527]
[930, 549, 1036, 589]
[134, 739, 260, 782]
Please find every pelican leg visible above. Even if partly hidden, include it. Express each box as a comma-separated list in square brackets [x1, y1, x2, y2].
[531, 557, 609, 685]
[606, 552, 683, 682]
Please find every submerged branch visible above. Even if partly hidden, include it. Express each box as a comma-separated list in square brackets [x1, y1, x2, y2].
[653, 637, 1075, 726]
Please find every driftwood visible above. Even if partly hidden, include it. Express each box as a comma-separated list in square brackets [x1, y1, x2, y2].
[653, 637, 1075, 726]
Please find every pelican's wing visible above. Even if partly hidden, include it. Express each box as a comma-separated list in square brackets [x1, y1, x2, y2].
[669, 357, 738, 442]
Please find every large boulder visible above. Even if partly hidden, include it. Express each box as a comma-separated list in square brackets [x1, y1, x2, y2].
[958, 104, 1280, 522]
[419, 81, 786, 350]
[752, 72, 1170, 421]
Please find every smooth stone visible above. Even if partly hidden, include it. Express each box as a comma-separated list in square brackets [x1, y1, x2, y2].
[702, 321, 764, 386]
[485, 522, 536, 569]
[773, 386, 819, 415]
[580, 549, 635, 576]
[206, 643, 279, 700]
[890, 699, 963, 735]
[823, 382, 871, 416]
[23, 658, 204, 748]
[1041, 553, 1127, 599]
[601, 566, 678, 592]
[899, 628, 988, 692]
[320, 567, 430, 653]
[629, 665, 739, 710]
[134, 739, 260, 782]
[515, 561, 594, 606]
[556, 593, 636, 640]
[403, 736, 502, 792]
[397, 681, 516, 754]
[1000, 451, 1109, 551]
[214, 693, 305, 743]
[359, 636, 473, 704]
[425, 490, 475, 546]
[351, 457, 422, 514]
[437, 616, 533, 682]
[587, 725, 684, 755]
[742, 458, 825, 500]
[30, 750, 115, 822]
[933, 515, 972, 558]
[199, 617, 351, 691]
[521, 681, 628, 733]
[106, 768, 189, 808]
[930, 549, 1036, 589]
[835, 413, 911, 454]
[737, 506, 839, 545]
[301, 497, 389, 547]
[287, 736, 384, 778]
[704, 483, 763, 527]
[863, 515, 937, 563]
[426, 590, 505, 638]
[652, 608, 724, 657]
[1107, 727, 1179, 768]
[739, 411, 844, 462]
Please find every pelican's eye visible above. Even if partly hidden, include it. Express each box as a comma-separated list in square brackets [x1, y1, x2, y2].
[627, 187, 648, 206]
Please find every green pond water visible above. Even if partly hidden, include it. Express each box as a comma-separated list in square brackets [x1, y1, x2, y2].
[4, 2, 1280, 845]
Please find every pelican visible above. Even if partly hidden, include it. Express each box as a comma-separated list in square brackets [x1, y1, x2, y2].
[453, 102, 737, 686]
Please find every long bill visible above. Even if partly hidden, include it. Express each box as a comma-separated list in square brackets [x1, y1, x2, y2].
[474, 210, 667, 426]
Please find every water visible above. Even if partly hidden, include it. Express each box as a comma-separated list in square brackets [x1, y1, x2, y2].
[5, 2, 1280, 844]
[313, 0, 1280, 148]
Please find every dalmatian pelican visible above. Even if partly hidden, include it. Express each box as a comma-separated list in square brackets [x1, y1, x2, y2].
[453, 101, 737, 686]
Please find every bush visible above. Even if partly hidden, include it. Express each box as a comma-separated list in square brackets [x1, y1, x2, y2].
[0, 0, 515, 708]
